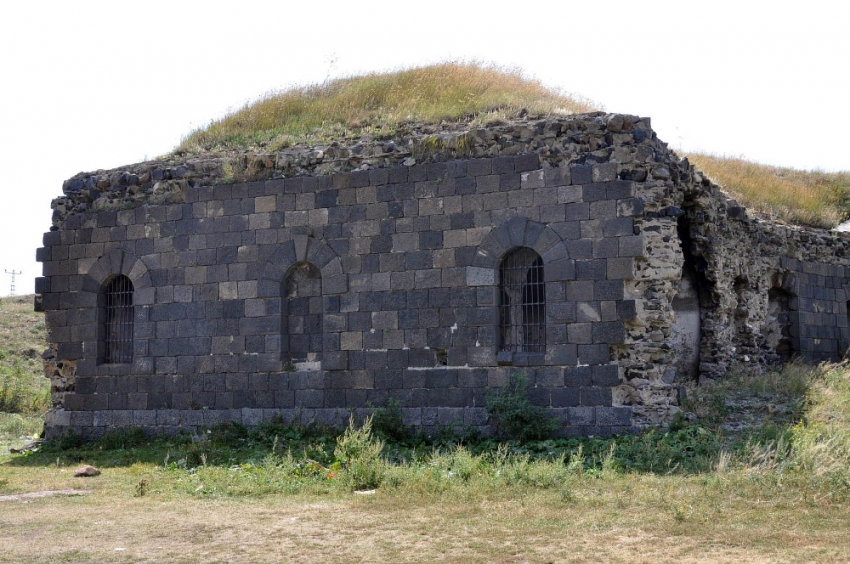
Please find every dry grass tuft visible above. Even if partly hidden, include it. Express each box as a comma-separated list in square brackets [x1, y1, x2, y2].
[688, 153, 850, 228]
[176, 62, 597, 155]
[788, 365, 850, 481]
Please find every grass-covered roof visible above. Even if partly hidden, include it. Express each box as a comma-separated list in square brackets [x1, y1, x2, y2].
[176, 63, 595, 156]
[174, 63, 850, 229]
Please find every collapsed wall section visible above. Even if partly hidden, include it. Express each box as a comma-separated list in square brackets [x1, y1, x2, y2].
[683, 179, 850, 380]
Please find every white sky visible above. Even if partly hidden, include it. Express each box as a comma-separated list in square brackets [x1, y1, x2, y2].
[1, 0, 847, 297]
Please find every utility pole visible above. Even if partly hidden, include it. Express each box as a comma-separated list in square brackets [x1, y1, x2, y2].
[5, 270, 22, 297]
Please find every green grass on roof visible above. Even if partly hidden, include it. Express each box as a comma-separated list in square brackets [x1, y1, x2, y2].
[175, 63, 597, 155]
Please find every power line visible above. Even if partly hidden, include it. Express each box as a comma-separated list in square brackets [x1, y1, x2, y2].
[5, 270, 22, 297]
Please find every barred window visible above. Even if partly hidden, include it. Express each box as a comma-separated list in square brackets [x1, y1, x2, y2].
[499, 248, 546, 352]
[101, 275, 134, 364]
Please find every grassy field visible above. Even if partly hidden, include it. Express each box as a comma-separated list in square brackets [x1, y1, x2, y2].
[0, 295, 49, 450]
[1, 359, 849, 562]
[0, 469, 847, 563]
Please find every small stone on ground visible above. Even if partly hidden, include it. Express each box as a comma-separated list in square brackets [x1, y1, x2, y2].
[74, 465, 101, 477]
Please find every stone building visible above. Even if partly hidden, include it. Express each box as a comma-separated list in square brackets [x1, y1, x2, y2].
[36, 113, 850, 439]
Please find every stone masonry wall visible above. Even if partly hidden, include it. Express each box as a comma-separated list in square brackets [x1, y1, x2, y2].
[39, 150, 650, 439]
[38, 112, 850, 437]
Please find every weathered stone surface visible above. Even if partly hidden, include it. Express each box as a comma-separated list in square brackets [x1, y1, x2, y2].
[38, 112, 850, 438]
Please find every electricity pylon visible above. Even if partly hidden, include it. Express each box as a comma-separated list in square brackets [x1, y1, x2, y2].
[5, 270, 22, 296]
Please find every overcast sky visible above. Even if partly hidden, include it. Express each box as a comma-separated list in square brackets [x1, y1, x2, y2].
[1, 0, 847, 297]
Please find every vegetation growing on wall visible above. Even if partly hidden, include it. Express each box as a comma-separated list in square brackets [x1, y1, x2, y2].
[174, 63, 850, 230]
[175, 62, 596, 155]
[688, 152, 850, 228]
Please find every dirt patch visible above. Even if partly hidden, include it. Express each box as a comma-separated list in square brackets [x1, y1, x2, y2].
[0, 489, 91, 502]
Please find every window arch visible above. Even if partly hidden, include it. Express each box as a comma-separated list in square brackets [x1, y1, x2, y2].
[100, 275, 134, 364]
[282, 262, 323, 364]
[499, 247, 546, 352]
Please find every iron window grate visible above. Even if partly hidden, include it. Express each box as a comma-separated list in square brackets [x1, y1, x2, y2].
[499, 247, 546, 353]
[103, 275, 134, 364]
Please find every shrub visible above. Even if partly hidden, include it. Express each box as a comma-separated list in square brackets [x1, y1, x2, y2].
[0, 368, 23, 412]
[0, 297, 50, 417]
[0, 365, 48, 414]
[486, 373, 557, 441]
[497, 453, 572, 488]
[681, 381, 728, 430]
[334, 415, 385, 490]
[614, 425, 724, 474]
[428, 445, 485, 483]
[370, 397, 406, 441]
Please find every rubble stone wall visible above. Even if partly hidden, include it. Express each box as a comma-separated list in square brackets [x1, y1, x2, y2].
[685, 196, 850, 379]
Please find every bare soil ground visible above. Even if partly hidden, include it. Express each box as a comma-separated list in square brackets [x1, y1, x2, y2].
[0, 488, 89, 501]
[1, 468, 848, 564]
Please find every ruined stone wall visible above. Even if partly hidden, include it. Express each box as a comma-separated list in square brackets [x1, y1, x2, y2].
[683, 183, 850, 379]
[611, 155, 850, 424]
[37, 113, 850, 437]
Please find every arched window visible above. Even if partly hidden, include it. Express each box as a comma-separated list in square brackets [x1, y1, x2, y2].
[499, 247, 546, 352]
[282, 262, 323, 364]
[100, 275, 134, 364]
